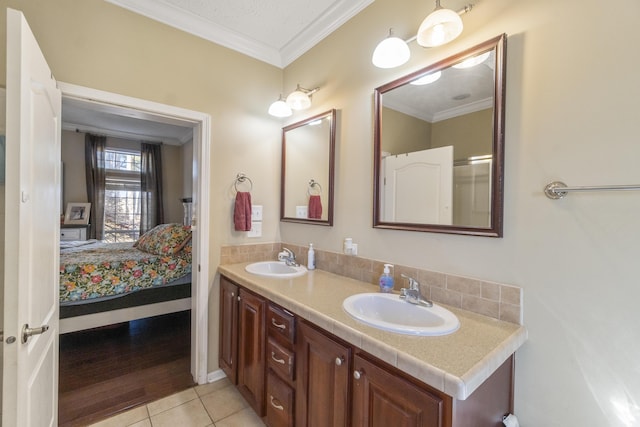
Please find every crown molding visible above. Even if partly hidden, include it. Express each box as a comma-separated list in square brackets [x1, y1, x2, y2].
[106, 0, 374, 69]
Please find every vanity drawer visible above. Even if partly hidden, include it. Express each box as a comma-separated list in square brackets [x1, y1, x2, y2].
[268, 304, 295, 343]
[266, 371, 294, 427]
[267, 337, 295, 381]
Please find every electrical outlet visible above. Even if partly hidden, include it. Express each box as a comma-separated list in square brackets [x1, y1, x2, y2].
[247, 221, 262, 238]
[296, 206, 308, 218]
[251, 205, 263, 221]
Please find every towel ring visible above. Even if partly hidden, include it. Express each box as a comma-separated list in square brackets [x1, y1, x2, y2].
[308, 179, 322, 196]
[235, 173, 253, 192]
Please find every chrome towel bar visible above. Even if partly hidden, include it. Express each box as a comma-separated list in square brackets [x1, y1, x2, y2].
[544, 181, 640, 199]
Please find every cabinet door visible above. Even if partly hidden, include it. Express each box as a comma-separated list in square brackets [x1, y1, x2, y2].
[352, 354, 443, 427]
[219, 276, 238, 383]
[296, 321, 351, 427]
[238, 289, 267, 416]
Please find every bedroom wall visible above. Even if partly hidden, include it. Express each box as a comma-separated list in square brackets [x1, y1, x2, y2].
[61, 130, 190, 225]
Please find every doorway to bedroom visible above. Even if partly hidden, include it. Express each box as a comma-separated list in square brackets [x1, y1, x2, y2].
[57, 83, 211, 425]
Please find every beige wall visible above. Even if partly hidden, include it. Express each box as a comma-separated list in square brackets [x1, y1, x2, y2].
[381, 107, 432, 154]
[282, 0, 640, 426]
[382, 107, 492, 160]
[61, 130, 188, 224]
[432, 108, 493, 160]
[3, 0, 640, 425]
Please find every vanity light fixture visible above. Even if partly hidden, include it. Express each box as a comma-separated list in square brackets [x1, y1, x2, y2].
[372, 29, 411, 68]
[417, 0, 464, 48]
[268, 95, 293, 118]
[269, 85, 320, 117]
[286, 84, 320, 110]
[372, 1, 473, 69]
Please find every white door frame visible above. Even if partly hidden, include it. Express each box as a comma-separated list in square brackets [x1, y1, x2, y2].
[58, 82, 211, 384]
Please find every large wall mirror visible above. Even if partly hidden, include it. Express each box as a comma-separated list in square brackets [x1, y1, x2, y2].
[281, 109, 336, 225]
[373, 34, 506, 237]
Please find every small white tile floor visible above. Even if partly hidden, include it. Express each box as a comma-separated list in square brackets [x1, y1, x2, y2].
[88, 378, 266, 427]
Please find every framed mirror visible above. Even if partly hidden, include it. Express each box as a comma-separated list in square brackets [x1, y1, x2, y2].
[373, 34, 506, 237]
[281, 109, 336, 225]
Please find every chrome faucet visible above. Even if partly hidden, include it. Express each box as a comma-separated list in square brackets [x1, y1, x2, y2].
[278, 247, 299, 266]
[399, 274, 433, 307]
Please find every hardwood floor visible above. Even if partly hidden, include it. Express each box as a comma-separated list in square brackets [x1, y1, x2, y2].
[58, 311, 195, 427]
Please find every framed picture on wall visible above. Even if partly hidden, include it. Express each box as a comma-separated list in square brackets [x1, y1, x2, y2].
[64, 202, 91, 225]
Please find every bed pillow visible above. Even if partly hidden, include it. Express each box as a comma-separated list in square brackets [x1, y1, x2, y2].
[134, 223, 192, 255]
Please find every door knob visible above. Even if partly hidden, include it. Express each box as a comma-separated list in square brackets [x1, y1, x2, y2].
[22, 324, 49, 344]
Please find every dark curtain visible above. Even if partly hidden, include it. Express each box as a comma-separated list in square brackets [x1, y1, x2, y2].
[140, 142, 164, 234]
[84, 134, 106, 239]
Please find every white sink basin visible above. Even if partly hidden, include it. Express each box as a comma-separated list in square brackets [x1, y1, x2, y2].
[245, 261, 307, 278]
[342, 293, 459, 336]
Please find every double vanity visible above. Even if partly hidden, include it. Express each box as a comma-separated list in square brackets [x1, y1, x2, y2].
[220, 34, 522, 426]
[218, 261, 526, 427]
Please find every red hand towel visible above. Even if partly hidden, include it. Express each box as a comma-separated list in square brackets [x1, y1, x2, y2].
[308, 195, 322, 219]
[234, 191, 252, 231]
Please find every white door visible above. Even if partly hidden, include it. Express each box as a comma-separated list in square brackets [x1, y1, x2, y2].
[3, 8, 61, 427]
[382, 146, 453, 224]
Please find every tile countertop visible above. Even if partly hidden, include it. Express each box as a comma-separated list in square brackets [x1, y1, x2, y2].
[218, 263, 528, 401]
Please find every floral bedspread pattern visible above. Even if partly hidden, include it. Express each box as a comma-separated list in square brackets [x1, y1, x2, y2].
[60, 241, 191, 304]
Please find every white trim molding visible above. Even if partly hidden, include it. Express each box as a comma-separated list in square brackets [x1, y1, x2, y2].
[58, 81, 211, 384]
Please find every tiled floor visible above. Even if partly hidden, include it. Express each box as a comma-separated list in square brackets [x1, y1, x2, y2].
[88, 378, 266, 427]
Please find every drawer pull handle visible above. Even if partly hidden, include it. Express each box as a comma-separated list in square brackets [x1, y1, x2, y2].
[270, 395, 284, 411]
[271, 318, 286, 330]
[271, 351, 286, 365]
[353, 369, 364, 380]
[335, 356, 345, 366]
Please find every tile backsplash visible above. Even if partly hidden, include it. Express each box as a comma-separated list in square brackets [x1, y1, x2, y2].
[220, 242, 522, 325]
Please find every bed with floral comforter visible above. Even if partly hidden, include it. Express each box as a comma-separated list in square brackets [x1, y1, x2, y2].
[59, 224, 192, 306]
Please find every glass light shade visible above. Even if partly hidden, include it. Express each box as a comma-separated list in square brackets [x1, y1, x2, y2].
[268, 98, 292, 117]
[410, 70, 442, 85]
[286, 89, 311, 110]
[452, 51, 491, 69]
[372, 36, 410, 69]
[416, 7, 463, 47]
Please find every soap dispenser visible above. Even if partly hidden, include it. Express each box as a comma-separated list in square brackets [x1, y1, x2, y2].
[379, 264, 394, 293]
[307, 243, 316, 270]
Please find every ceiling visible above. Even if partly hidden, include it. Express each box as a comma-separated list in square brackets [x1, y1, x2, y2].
[63, 0, 375, 142]
[105, 0, 375, 68]
[62, 97, 195, 145]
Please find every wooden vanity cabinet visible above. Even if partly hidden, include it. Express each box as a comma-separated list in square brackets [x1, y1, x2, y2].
[219, 275, 514, 427]
[352, 353, 444, 427]
[218, 276, 267, 416]
[237, 288, 267, 416]
[219, 276, 238, 382]
[296, 320, 351, 427]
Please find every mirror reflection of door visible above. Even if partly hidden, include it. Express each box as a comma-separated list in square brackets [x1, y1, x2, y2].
[382, 146, 453, 224]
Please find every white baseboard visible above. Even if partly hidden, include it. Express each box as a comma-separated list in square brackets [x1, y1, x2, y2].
[207, 369, 227, 383]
